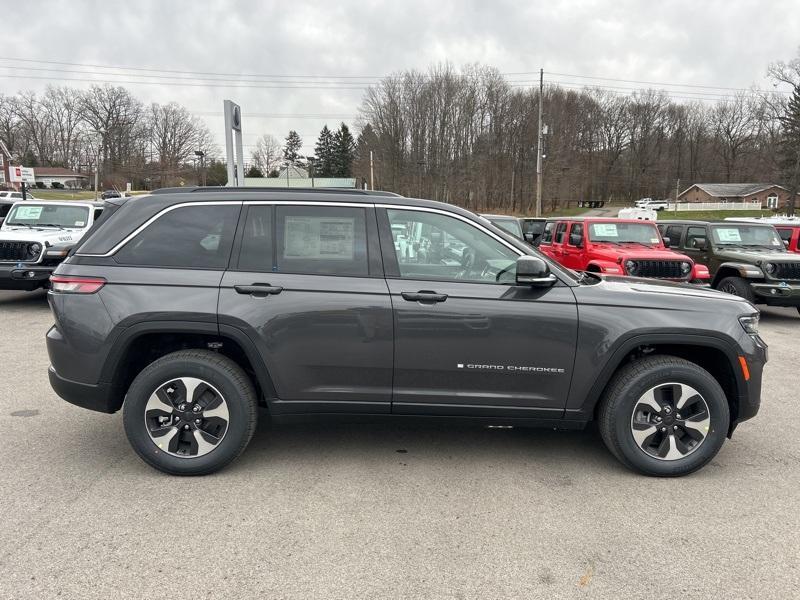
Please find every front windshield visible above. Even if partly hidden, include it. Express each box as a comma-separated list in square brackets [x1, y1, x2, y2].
[4, 204, 90, 228]
[491, 218, 523, 238]
[710, 225, 784, 249]
[588, 222, 661, 245]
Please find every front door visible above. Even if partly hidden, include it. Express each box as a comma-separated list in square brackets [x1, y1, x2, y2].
[560, 222, 585, 270]
[379, 207, 578, 419]
[681, 225, 711, 268]
[219, 203, 393, 414]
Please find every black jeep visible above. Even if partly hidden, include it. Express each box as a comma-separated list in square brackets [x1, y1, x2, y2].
[659, 220, 800, 314]
[46, 188, 766, 476]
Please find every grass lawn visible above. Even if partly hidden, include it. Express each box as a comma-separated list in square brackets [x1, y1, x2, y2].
[655, 209, 773, 221]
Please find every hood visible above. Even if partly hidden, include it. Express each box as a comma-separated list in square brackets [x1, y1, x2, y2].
[714, 247, 800, 263]
[588, 243, 690, 261]
[600, 275, 742, 302]
[0, 227, 82, 244]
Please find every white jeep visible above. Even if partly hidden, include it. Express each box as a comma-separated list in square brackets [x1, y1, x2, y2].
[0, 200, 103, 291]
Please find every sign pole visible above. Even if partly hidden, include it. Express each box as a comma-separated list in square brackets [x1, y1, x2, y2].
[21, 181, 27, 201]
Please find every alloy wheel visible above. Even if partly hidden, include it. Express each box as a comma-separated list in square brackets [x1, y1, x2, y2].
[629, 382, 711, 461]
[144, 377, 230, 458]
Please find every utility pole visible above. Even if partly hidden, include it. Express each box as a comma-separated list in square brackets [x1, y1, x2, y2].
[369, 150, 374, 190]
[535, 68, 544, 217]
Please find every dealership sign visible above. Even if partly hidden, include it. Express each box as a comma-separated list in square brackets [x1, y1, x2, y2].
[8, 165, 35, 184]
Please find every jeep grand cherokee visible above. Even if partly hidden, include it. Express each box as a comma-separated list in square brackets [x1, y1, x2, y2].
[46, 188, 766, 477]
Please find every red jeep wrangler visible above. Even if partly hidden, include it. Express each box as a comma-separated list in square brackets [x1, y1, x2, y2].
[538, 217, 710, 282]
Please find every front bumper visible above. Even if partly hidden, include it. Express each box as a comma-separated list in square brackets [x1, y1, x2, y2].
[750, 282, 800, 306]
[0, 264, 53, 291]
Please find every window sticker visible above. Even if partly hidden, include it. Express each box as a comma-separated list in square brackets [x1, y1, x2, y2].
[717, 228, 742, 242]
[74, 220, 85, 227]
[284, 216, 355, 260]
[592, 223, 618, 237]
[15, 206, 43, 220]
[650, 238, 660, 244]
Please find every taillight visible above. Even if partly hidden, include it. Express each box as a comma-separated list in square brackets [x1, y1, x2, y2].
[49, 275, 106, 294]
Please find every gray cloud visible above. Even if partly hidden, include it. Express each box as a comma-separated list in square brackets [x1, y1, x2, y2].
[1, 0, 798, 156]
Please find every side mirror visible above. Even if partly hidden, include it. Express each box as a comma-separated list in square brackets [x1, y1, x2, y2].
[694, 238, 707, 250]
[516, 255, 557, 287]
[523, 232, 534, 243]
[662, 236, 671, 247]
[784, 240, 789, 249]
[569, 233, 583, 247]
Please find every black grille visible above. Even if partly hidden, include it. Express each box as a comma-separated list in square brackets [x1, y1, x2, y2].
[0, 241, 37, 262]
[773, 262, 800, 280]
[633, 260, 687, 279]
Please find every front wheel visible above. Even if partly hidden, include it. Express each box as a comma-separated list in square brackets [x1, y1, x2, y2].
[123, 350, 258, 475]
[597, 355, 730, 477]
[716, 276, 755, 303]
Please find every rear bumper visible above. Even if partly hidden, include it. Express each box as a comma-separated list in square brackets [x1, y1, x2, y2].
[48, 366, 118, 413]
[0, 264, 53, 291]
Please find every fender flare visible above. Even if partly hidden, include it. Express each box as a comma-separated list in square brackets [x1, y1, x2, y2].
[99, 320, 278, 409]
[586, 260, 622, 274]
[567, 331, 747, 421]
[712, 262, 764, 286]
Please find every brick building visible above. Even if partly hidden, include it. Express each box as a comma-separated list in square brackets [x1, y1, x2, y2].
[678, 183, 798, 209]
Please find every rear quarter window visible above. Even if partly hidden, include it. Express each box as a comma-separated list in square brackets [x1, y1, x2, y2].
[113, 204, 239, 269]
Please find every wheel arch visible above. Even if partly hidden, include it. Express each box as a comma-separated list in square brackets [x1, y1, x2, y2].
[572, 333, 746, 435]
[100, 321, 276, 412]
[712, 263, 764, 287]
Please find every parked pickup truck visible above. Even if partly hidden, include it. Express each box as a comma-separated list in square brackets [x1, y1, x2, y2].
[0, 200, 103, 291]
[538, 217, 710, 282]
[635, 198, 670, 211]
[658, 219, 800, 314]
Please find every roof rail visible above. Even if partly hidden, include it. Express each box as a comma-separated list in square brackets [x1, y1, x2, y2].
[150, 186, 402, 197]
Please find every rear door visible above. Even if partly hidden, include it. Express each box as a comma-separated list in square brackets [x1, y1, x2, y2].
[379, 207, 578, 419]
[560, 222, 584, 270]
[218, 202, 394, 414]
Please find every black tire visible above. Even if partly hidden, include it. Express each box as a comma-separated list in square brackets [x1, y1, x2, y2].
[123, 350, 258, 475]
[716, 276, 755, 303]
[597, 355, 730, 477]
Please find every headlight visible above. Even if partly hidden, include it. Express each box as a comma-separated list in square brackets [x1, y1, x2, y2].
[624, 259, 637, 274]
[764, 262, 776, 275]
[29, 242, 42, 256]
[739, 314, 759, 335]
[681, 261, 691, 275]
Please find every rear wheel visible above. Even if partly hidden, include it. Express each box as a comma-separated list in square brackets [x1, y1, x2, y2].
[123, 350, 258, 475]
[597, 355, 729, 477]
[716, 276, 755, 303]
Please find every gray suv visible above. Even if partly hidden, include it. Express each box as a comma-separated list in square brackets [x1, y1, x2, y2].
[47, 188, 766, 476]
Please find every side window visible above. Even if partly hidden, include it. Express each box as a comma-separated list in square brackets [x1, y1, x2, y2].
[665, 225, 683, 248]
[238, 205, 274, 271]
[540, 222, 555, 245]
[386, 209, 519, 284]
[114, 205, 239, 269]
[685, 226, 707, 249]
[93, 208, 103, 221]
[776, 228, 792, 243]
[568, 223, 583, 246]
[275, 205, 368, 276]
[554, 222, 567, 244]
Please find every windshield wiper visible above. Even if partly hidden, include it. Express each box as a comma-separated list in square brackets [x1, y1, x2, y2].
[4, 223, 32, 228]
[34, 223, 65, 229]
[620, 241, 654, 248]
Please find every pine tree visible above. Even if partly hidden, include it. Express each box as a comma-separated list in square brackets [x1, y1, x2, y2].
[283, 130, 303, 163]
[314, 125, 335, 177]
[780, 87, 800, 215]
[332, 123, 356, 177]
[245, 165, 264, 178]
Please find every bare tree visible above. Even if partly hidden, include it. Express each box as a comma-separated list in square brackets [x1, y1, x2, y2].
[251, 133, 281, 175]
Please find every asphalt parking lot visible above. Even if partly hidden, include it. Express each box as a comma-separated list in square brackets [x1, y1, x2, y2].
[0, 290, 798, 600]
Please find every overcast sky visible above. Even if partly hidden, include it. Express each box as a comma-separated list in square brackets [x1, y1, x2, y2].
[1, 0, 798, 158]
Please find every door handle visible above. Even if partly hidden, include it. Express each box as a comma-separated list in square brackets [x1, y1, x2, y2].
[401, 290, 448, 303]
[234, 283, 283, 296]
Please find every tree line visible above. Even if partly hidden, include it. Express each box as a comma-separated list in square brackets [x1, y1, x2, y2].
[1, 53, 798, 210]
[0, 85, 217, 189]
[353, 57, 800, 213]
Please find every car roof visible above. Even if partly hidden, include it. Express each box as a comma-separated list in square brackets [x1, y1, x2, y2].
[545, 216, 659, 224]
[13, 199, 104, 208]
[657, 219, 776, 228]
[480, 214, 517, 220]
[77, 187, 533, 257]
